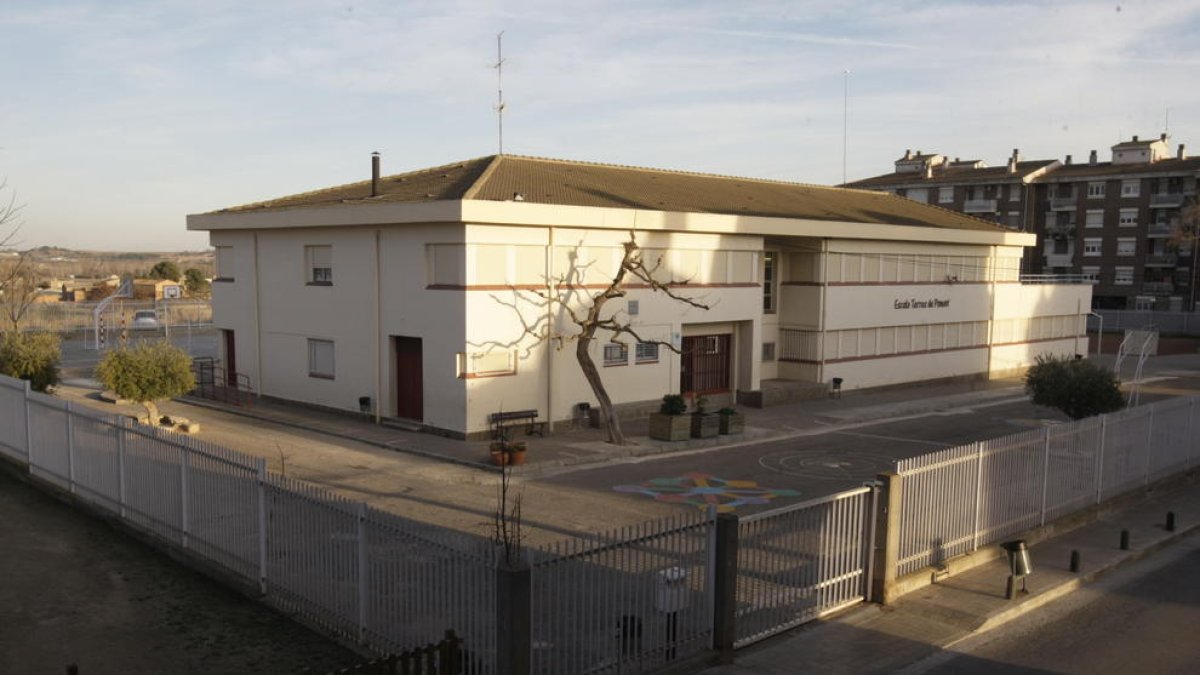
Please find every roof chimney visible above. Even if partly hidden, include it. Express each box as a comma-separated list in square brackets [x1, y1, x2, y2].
[1007, 155, 1017, 174]
[1132, 135, 1139, 142]
[1161, 132, 1168, 142]
[1064, 154, 1072, 165]
[370, 152, 380, 197]
[924, 165, 933, 179]
[1089, 149, 1097, 165]
[904, 149, 912, 160]
[1180, 144, 1188, 160]
[1012, 148, 1020, 161]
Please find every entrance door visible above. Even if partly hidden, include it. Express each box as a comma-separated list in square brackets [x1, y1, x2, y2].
[680, 334, 731, 396]
[394, 336, 424, 421]
[222, 329, 237, 383]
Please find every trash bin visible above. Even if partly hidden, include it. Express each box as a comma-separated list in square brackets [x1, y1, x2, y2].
[358, 396, 372, 413]
[830, 377, 844, 399]
[1001, 540, 1032, 577]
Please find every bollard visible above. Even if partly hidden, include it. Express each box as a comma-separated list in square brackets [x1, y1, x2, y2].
[1167, 511, 1176, 532]
[1120, 529, 1130, 550]
[1069, 549, 1081, 573]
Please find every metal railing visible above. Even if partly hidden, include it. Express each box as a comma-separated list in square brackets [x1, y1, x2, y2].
[778, 328, 823, 362]
[894, 395, 1199, 576]
[735, 487, 874, 647]
[1017, 274, 1096, 285]
[0, 374, 497, 672]
[11, 299, 212, 334]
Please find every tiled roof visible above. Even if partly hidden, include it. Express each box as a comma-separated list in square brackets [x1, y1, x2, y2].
[211, 155, 1006, 232]
[844, 160, 1057, 189]
[1039, 157, 1200, 181]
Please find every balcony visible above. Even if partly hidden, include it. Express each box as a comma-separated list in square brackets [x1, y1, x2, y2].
[1145, 253, 1178, 267]
[1147, 222, 1173, 237]
[1049, 196, 1078, 211]
[1150, 193, 1186, 208]
[1044, 253, 1074, 268]
[1142, 281, 1175, 296]
[963, 198, 998, 213]
[1046, 222, 1076, 237]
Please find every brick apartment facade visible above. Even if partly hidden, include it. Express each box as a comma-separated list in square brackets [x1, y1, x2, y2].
[847, 134, 1200, 311]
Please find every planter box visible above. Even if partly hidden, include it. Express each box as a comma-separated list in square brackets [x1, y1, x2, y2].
[691, 413, 720, 439]
[649, 414, 691, 441]
[719, 412, 745, 435]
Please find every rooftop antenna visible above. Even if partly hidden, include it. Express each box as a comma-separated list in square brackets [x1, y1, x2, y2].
[494, 31, 506, 155]
[842, 68, 851, 185]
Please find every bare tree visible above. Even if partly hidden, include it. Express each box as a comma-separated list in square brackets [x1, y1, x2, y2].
[0, 178, 37, 331]
[491, 231, 711, 445]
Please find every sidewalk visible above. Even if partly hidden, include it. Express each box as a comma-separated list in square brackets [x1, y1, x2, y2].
[700, 475, 1200, 675]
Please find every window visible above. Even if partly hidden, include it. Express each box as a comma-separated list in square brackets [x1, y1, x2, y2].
[762, 251, 777, 313]
[1118, 208, 1138, 227]
[1081, 266, 1100, 282]
[457, 350, 516, 378]
[1009, 185, 1021, 202]
[938, 187, 954, 204]
[1087, 181, 1106, 198]
[906, 188, 928, 204]
[1114, 267, 1134, 285]
[603, 343, 628, 367]
[307, 339, 335, 379]
[306, 245, 333, 285]
[1117, 238, 1136, 257]
[761, 342, 776, 362]
[1134, 296, 1155, 310]
[1121, 179, 1140, 198]
[215, 246, 234, 281]
[1085, 210, 1104, 228]
[1083, 238, 1102, 256]
[635, 342, 659, 364]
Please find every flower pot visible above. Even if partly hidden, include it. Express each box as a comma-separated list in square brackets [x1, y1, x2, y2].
[649, 413, 691, 441]
[490, 442, 527, 466]
[719, 412, 745, 435]
[690, 413, 720, 439]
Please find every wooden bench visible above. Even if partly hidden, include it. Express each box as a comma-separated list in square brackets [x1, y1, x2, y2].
[489, 410, 546, 439]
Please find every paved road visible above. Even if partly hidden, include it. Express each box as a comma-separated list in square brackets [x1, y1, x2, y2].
[0, 468, 360, 675]
[909, 529, 1200, 674]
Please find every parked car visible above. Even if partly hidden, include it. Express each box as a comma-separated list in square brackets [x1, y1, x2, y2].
[131, 310, 159, 329]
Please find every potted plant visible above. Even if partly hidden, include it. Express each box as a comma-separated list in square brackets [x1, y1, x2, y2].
[489, 438, 528, 466]
[718, 407, 745, 435]
[648, 394, 691, 441]
[690, 394, 719, 439]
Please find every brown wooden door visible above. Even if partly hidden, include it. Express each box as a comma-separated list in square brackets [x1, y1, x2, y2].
[222, 329, 237, 383]
[394, 336, 423, 421]
[680, 334, 730, 395]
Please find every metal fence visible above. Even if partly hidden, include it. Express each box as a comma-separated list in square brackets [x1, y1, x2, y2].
[1088, 310, 1200, 336]
[0, 374, 497, 673]
[16, 299, 212, 334]
[735, 487, 874, 647]
[530, 511, 715, 675]
[895, 396, 1199, 576]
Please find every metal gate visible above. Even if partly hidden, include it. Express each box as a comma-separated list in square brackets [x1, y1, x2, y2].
[680, 334, 731, 396]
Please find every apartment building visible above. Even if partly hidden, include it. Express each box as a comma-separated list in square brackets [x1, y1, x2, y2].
[847, 134, 1200, 311]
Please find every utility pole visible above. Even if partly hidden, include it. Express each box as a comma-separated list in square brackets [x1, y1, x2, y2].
[842, 69, 851, 185]
[494, 32, 506, 155]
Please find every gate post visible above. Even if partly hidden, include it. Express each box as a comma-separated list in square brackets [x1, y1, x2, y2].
[870, 471, 903, 605]
[497, 562, 532, 675]
[712, 512, 739, 664]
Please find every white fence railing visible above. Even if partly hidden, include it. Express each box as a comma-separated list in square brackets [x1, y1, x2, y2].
[735, 486, 874, 647]
[530, 511, 715, 675]
[0, 374, 497, 671]
[895, 396, 1199, 576]
[1088, 309, 1200, 335]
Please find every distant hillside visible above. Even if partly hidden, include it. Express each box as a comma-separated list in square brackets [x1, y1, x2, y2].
[6, 248, 213, 280]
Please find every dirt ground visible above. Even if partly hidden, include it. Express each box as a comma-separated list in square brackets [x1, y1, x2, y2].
[0, 466, 361, 675]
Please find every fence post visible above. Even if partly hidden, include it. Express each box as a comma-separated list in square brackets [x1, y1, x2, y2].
[1040, 427, 1052, 526]
[117, 417, 127, 519]
[357, 501, 368, 644]
[1188, 398, 1196, 468]
[179, 442, 190, 548]
[1095, 415, 1108, 504]
[971, 441, 984, 551]
[496, 562, 532, 675]
[870, 472, 903, 605]
[712, 512, 739, 663]
[1144, 407, 1155, 487]
[22, 379, 32, 464]
[256, 459, 268, 595]
[66, 401, 76, 494]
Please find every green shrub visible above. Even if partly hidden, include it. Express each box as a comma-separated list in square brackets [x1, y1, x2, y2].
[1024, 354, 1124, 420]
[0, 332, 61, 392]
[96, 341, 194, 423]
[659, 394, 687, 415]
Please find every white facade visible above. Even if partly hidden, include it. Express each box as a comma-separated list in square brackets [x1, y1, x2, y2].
[192, 185, 1091, 438]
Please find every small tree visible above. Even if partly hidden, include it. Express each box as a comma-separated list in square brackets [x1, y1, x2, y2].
[1025, 354, 1124, 420]
[183, 267, 210, 298]
[147, 260, 182, 281]
[95, 341, 195, 423]
[0, 332, 60, 392]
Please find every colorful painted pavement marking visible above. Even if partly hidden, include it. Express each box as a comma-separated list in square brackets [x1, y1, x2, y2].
[614, 472, 801, 513]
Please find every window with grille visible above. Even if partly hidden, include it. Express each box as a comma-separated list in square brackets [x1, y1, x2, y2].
[635, 342, 659, 364]
[603, 343, 628, 367]
[306, 245, 333, 285]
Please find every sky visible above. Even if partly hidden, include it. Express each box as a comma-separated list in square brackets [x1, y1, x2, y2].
[2, 0, 1200, 251]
